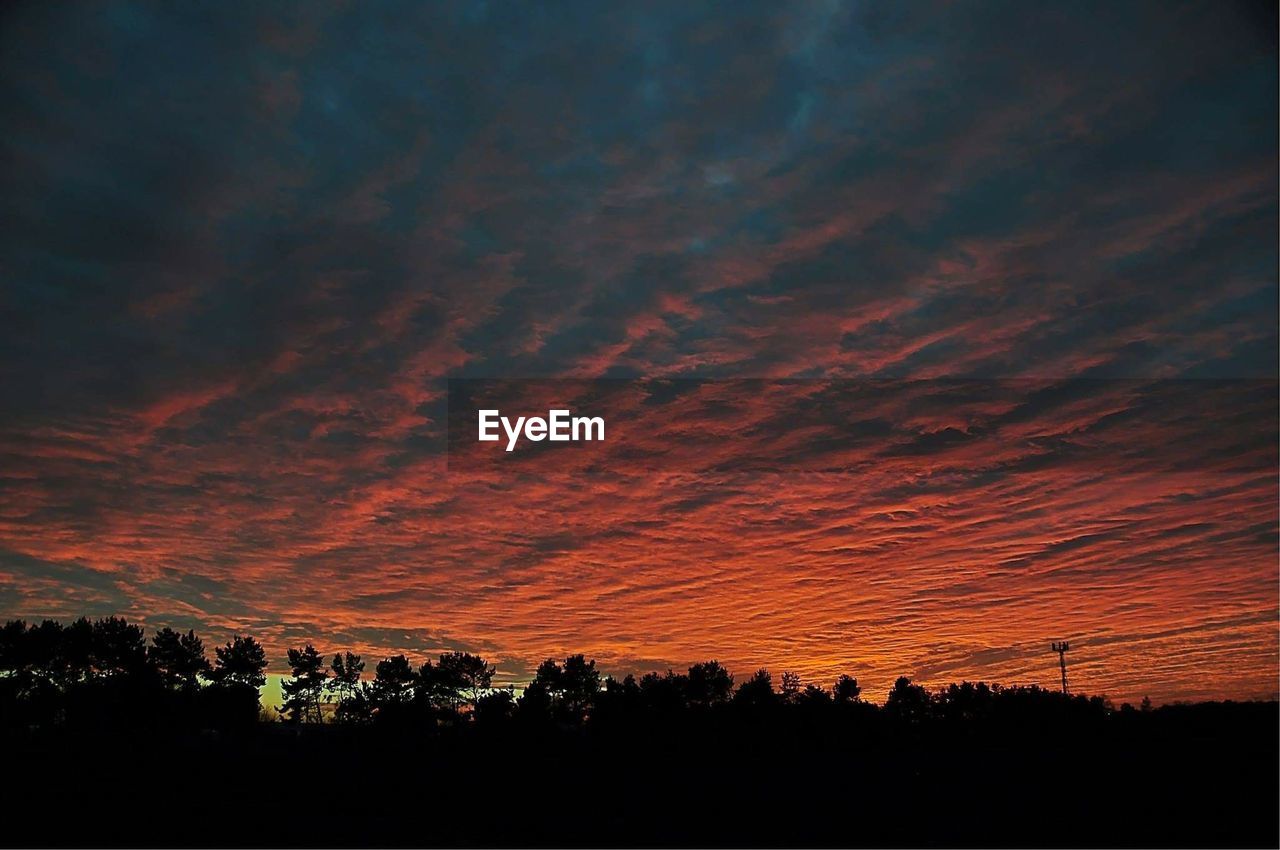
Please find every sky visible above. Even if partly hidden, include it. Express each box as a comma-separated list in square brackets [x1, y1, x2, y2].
[0, 1, 1276, 706]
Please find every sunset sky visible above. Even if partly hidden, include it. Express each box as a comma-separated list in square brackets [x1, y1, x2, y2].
[1, 1, 1276, 705]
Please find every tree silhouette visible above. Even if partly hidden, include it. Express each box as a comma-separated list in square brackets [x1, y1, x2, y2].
[515, 676, 553, 721]
[686, 661, 734, 707]
[1, 614, 1273, 848]
[210, 636, 267, 689]
[833, 674, 862, 704]
[415, 657, 457, 717]
[0, 619, 63, 723]
[1, 605, 1255, 819]
[149, 628, 210, 691]
[779, 671, 802, 704]
[560, 654, 600, 721]
[936, 681, 996, 722]
[475, 686, 516, 724]
[334, 684, 374, 725]
[88, 616, 148, 678]
[516, 655, 600, 722]
[330, 651, 363, 695]
[734, 668, 775, 707]
[517, 657, 564, 722]
[594, 673, 642, 721]
[800, 683, 831, 706]
[61, 617, 93, 682]
[17, 620, 70, 692]
[280, 644, 327, 724]
[531, 658, 563, 700]
[206, 634, 267, 728]
[327, 651, 365, 722]
[637, 670, 688, 713]
[1, 619, 55, 693]
[438, 651, 494, 713]
[885, 676, 932, 723]
[373, 654, 415, 699]
[370, 654, 415, 723]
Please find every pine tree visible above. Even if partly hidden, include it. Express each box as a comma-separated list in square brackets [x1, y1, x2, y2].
[280, 644, 327, 724]
[149, 627, 211, 691]
[210, 635, 267, 688]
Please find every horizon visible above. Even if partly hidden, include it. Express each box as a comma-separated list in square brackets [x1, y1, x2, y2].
[6, 611, 1277, 710]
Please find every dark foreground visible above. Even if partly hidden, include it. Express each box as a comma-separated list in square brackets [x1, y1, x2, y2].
[3, 700, 1276, 848]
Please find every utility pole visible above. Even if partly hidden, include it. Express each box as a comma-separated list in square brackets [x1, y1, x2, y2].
[1050, 641, 1070, 694]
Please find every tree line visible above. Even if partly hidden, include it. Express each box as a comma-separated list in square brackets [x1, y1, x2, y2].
[4, 616, 1274, 849]
[1, 615, 1144, 731]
